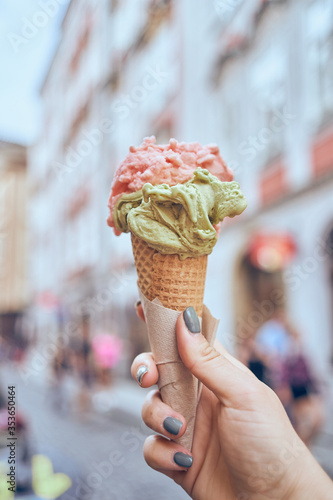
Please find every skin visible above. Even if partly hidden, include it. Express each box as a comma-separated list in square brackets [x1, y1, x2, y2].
[131, 304, 333, 500]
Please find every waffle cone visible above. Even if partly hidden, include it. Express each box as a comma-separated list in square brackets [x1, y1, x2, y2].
[131, 234, 207, 316]
[131, 233, 209, 450]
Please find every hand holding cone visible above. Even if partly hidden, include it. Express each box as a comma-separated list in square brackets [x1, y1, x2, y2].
[107, 137, 247, 451]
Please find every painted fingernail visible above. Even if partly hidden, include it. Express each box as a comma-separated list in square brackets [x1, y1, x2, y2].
[174, 452, 193, 468]
[183, 306, 200, 333]
[163, 417, 183, 436]
[135, 300, 141, 309]
[136, 365, 148, 385]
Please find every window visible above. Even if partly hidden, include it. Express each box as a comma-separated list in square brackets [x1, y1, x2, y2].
[250, 43, 288, 167]
[221, 90, 243, 163]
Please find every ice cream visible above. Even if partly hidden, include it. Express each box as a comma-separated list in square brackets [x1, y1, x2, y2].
[106, 137, 247, 451]
[114, 167, 247, 259]
[107, 136, 233, 231]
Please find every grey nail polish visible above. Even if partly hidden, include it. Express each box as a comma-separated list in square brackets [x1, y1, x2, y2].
[183, 306, 200, 333]
[163, 417, 183, 435]
[174, 452, 193, 468]
[135, 300, 141, 308]
[136, 365, 148, 385]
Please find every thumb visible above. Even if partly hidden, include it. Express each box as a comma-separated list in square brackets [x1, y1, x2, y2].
[177, 307, 255, 406]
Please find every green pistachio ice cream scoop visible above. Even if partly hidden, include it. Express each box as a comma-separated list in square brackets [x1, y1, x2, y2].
[113, 167, 247, 260]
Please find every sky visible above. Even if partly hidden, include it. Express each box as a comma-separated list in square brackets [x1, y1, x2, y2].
[0, 0, 70, 145]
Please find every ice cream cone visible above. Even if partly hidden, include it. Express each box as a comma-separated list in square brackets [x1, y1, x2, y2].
[131, 233, 208, 450]
[131, 234, 207, 317]
[107, 138, 246, 451]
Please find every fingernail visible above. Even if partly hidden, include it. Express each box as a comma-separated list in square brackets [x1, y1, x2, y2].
[163, 417, 183, 436]
[135, 300, 141, 309]
[174, 452, 193, 468]
[136, 365, 148, 385]
[183, 306, 200, 333]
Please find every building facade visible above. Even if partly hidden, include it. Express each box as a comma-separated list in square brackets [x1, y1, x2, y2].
[28, 0, 177, 368]
[0, 141, 27, 344]
[202, 0, 333, 385]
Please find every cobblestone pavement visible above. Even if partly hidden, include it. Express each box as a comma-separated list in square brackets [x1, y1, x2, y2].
[1, 366, 188, 500]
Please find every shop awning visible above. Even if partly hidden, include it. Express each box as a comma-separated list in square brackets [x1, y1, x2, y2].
[248, 233, 297, 272]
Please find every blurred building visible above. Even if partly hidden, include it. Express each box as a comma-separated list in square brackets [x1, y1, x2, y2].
[0, 140, 27, 342]
[28, 0, 176, 368]
[199, 0, 333, 385]
[29, 0, 333, 384]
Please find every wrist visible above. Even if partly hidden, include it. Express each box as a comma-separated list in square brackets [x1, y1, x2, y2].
[284, 445, 333, 500]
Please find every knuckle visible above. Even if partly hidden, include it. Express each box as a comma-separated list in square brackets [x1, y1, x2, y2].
[141, 402, 152, 423]
[198, 342, 221, 365]
[141, 389, 159, 422]
[188, 340, 222, 375]
[143, 435, 161, 469]
[143, 435, 155, 461]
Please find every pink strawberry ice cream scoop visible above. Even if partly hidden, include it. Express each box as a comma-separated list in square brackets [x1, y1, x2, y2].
[107, 136, 233, 231]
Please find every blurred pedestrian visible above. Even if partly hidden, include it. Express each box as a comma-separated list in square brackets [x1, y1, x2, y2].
[283, 339, 324, 444]
[252, 307, 324, 444]
[131, 304, 333, 499]
[72, 314, 94, 412]
[50, 345, 70, 414]
[92, 333, 123, 387]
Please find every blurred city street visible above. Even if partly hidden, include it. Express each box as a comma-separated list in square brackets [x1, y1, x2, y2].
[0, 362, 188, 500]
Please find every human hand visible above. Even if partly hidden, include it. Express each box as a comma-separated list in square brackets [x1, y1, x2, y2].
[131, 305, 333, 500]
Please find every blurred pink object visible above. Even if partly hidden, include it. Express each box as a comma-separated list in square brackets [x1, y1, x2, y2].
[92, 334, 123, 369]
[248, 233, 297, 272]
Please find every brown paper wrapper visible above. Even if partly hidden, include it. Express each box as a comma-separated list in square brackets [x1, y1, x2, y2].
[139, 290, 219, 450]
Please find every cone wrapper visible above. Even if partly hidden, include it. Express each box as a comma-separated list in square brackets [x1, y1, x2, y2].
[139, 289, 219, 450]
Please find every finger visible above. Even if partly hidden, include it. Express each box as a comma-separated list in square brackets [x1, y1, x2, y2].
[134, 300, 145, 322]
[143, 435, 193, 472]
[177, 307, 257, 407]
[142, 390, 187, 439]
[131, 352, 158, 388]
[214, 339, 252, 373]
